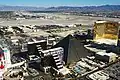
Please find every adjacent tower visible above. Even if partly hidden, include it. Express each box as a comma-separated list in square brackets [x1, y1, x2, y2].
[94, 21, 119, 45]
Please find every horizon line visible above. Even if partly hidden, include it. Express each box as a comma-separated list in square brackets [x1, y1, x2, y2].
[0, 4, 120, 8]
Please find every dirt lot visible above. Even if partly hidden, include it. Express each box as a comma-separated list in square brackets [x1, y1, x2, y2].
[0, 13, 120, 26]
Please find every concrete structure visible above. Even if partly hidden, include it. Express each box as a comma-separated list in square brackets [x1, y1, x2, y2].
[0, 47, 11, 79]
[95, 52, 117, 63]
[0, 36, 12, 79]
[88, 71, 109, 80]
[41, 47, 70, 75]
[3, 48, 11, 69]
[27, 39, 47, 55]
[41, 47, 64, 68]
[0, 47, 5, 80]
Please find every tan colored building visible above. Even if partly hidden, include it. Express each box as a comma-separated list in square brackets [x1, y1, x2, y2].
[93, 21, 120, 45]
[94, 21, 119, 40]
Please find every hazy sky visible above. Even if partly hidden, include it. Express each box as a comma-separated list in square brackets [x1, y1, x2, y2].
[0, 0, 120, 7]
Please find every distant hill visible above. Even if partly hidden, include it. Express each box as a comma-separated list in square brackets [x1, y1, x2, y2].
[0, 5, 45, 11]
[0, 5, 120, 12]
[47, 5, 120, 12]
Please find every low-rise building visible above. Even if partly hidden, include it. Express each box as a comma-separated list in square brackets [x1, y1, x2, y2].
[95, 52, 117, 63]
[88, 71, 109, 80]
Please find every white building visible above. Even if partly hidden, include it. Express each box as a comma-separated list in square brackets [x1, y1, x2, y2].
[95, 52, 117, 63]
[3, 48, 11, 69]
[88, 71, 109, 80]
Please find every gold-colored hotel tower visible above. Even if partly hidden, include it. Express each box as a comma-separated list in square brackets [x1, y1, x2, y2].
[94, 21, 120, 45]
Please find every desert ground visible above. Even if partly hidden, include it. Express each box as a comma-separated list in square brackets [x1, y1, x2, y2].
[0, 13, 120, 26]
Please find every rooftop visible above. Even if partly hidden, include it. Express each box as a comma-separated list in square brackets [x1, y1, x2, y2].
[95, 21, 107, 24]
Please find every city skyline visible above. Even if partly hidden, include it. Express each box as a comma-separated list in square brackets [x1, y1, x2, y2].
[0, 0, 120, 7]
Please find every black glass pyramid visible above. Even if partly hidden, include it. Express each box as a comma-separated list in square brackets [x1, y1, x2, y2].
[52, 35, 93, 64]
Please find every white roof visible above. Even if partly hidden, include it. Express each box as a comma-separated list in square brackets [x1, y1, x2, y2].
[28, 40, 46, 44]
[48, 38, 56, 41]
[95, 21, 107, 24]
[41, 47, 63, 53]
[59, 67, 70, 75]
[94, 39, 118, 46]
[8, 61, 25, 68]
[84, 45, 106, 53]
[96, 52, 117, 57]
[89, 71, 109, 80]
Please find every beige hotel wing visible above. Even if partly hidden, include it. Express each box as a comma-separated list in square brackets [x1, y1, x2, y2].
[94, 21, 119, 40]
